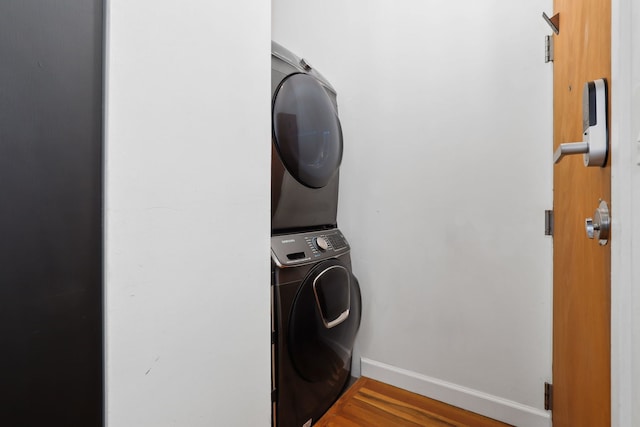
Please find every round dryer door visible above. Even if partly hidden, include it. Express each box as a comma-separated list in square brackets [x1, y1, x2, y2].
[288, 258, 361, 383]
[272, 73, 343, 189]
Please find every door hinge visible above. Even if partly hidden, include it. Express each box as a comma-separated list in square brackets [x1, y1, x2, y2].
[545, 210, 554, 236]
[545, 35, 554, 63]
[544, 382, 553, 411]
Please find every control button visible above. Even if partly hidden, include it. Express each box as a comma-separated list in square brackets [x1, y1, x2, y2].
[315, 237, 329, 251]
[326, 234, 346, 250]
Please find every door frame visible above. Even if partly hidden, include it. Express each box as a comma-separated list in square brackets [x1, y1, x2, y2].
[610, 0, 637, 426]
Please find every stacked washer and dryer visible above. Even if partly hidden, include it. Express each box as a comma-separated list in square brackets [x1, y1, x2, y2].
[270, 41, 362, 427]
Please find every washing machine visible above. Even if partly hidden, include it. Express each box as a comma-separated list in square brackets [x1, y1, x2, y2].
[271, 41, 343, 234]
[271, 228, 361, 427]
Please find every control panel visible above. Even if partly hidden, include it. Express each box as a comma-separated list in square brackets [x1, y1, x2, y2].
[271, 228, 350, 267]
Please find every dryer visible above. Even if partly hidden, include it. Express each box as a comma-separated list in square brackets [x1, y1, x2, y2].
[271, 41, 343, 234]
[271, 228, 361, 427]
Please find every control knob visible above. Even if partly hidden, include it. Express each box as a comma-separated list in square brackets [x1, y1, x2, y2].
[315, 237, 329, 251]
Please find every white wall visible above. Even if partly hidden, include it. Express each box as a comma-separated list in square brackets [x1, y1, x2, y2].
[105, 1, 270, 426]
[273, 1, 552, 426]
[611, 0, 640, 425]
[630, 4, 640, 424]
[632, 9, 640, 419]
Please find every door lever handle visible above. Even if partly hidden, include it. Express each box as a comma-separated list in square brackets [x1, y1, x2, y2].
[553, 79, 608, 167]
[554, 142, 589, 163]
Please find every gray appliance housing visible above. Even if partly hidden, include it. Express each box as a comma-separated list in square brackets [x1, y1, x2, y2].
[271, 228, 361, 427]
[271, 41, 342, 234]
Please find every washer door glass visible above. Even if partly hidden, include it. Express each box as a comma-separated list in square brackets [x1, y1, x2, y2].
[272, 73, 343, 189]
[288, 259, 361, 383]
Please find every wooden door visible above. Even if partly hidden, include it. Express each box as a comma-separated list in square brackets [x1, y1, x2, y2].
[552, 0, 611, 426]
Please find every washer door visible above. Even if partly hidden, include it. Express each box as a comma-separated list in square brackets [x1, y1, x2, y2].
[288, 259, 361, 383]
[272, 73, 343, 189]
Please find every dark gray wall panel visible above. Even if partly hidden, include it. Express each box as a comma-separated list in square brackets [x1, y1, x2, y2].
[0, 1, 104, 425]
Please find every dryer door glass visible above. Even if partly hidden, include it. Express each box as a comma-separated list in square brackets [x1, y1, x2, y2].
[272, 73, 343, 189]
[288, 259, 361, 383]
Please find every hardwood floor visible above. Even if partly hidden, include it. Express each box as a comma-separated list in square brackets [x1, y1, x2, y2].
[315, 377, 513, 427]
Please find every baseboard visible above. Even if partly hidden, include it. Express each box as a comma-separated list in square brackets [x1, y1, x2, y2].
[361, 358, 551, 427]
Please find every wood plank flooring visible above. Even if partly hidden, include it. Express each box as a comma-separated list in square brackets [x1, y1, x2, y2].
[315, 377, 513, 427]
